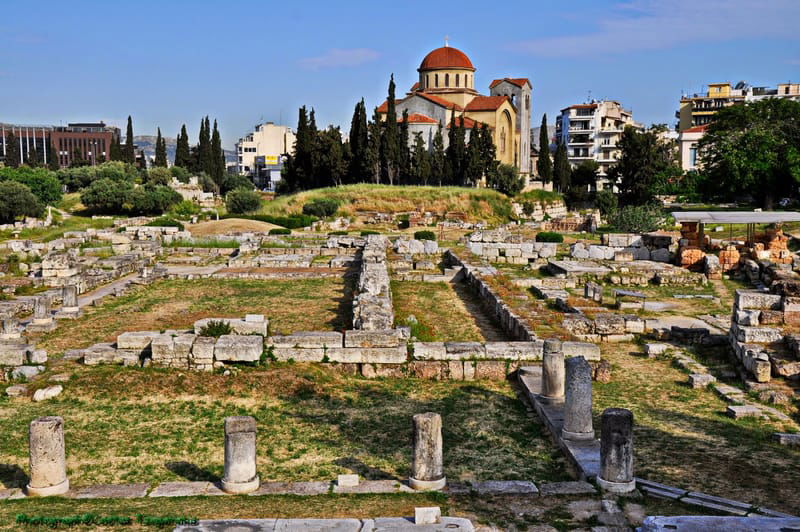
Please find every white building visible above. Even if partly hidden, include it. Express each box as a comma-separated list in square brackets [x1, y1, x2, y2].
[677, 125, 707, 172]
[555, 100, 642, 189]
[235, 122, 296, 190]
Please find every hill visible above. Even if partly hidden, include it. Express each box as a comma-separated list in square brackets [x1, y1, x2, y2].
[260, 184, 515, 223]
[134, 135, 236, 164]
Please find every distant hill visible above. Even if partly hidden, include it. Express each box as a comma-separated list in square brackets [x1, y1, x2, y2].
[134, 135, 236, 164]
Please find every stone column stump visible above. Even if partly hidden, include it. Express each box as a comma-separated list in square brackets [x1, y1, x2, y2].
[26, 416, 69, 496]
[28, 295, 56, 332]
[541, 339, 565, 403]
[597, 408, 635, 493]
[0, 316, 20, 340]
[221, 416, 259, 494]
[57, 285, 81, 319]
[409, 412, 445, 490]
[562, 356, 594, 441]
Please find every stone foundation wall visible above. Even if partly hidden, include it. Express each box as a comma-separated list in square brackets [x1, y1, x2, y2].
[352, 235, 394, 330]
[465, 230, 557, 265]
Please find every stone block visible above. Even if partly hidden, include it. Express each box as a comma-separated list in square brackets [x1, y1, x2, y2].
[735, 290, 782, 310]
[116, 331, 161, 350]
[0, 343, 28, 366]
[414, 507, 441, 525]
[644, 343, 670, 357]
[726, 404, 762, 419]
[733, 324, 783, 344]
[173, 334, 196, 356]
[759, 310, 784, 325]
[412, 342, 447, 360]
[624, 316, 645, 333]
[268, 331, 343, 348]
[33, 385, 63, 401]
[444, 342, 486, 359]
[484, 341, 543, 360]
[337, 474, 359, 487]
[688, 373, 716, 388]
[326, 346, 407, 364]
[214, 335, 263, 362]
[735, 310, 760, 326]
[191, 336, 216, 360]
[271, 347, 325, 362]
[474, 360, 511, 379]
[344, 329, 401, 348]
[594, 314, 626, 335]
[562, 342, 601, 361]
[194, 317, 268, 336]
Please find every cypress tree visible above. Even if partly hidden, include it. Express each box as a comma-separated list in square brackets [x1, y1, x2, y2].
[109, 132, 121, 162]
[553, 141, 571, 192]
[347, 99, 369, 183]
[195, 117, 209, 174]
[379, 74, 400, 185]
[479, 123, 497, 179]
[446, 111, 467, 185]
[398, 109, 410, 184]
[138, 149, 147, 170]
[5, 131, 20, 168]
[366, 107, 382, 184]
[48, 139, 60, 170]
[464, 121, 483, 186]
[174, 124, 191, 168]
[537, 114, 553, 183]
[26, 144, 40, 167]
[123, 116, 135, 164]
[154, 127, 167, 167]
[290, 106, 311, 191]
[210, 120, 224, 185]
[430, 123, 446, 186]
[203, 116, 213, 175]
[409, 132, 431, 185]
[308, 109, 322, 188]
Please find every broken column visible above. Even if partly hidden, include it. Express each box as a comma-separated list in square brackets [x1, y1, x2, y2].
[409, 412, 446, 490]
[597, 408, 635, 494]
[26, 416, 69, 496]
[541, 339, 565, 403]
[562, 356, 594, 441]
[221, 416, 259, 494]
[28, 295, 56, 332]
[57, 285, 81, 319]
[0, 316, 21, 340]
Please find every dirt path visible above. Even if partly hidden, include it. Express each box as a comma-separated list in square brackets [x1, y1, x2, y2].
[451, 282, 510, 341]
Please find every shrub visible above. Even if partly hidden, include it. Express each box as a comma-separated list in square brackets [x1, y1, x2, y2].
[226, 188, 262, 214]
[198, 320, 232, 337]
[221, 174, 254, 194]
[302, 198, 339, 218]
[170, 200, 201, 219]
[360, 230, 379, 236]
[608, 205, 663, 233]
[397, 214, 410, 229]
[269, 228, 291, 235]
[0, 181, 43, 223]
[129, 185, 182, 215]
[0, 166, 62, 205]
[414, 230, 436, 241]
[170, 166, 191, 183]
[146, 167, 172, 186]
[80, 178, 133, 213]
[145, 217, 184, 230]
[595, 189, 618, 217]
[488, 163, 524, 196]
[535, 231, 564, 243]
[57, 161, 139, 192]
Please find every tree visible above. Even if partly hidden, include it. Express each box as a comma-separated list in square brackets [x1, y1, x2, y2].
[446, 111, 467, 185]
[194, 116, 211, 174]
[487, 164, 524, 196]
[80, 178, 134, 213]
[70, 147, 89, 168]
[0, 181, 43, 222]
[129, 184, 181, 215]
[699, 98, 800, 208]
[4, 131, 20, 168]
[463, 121, 483, 186]
[226, 188, 261, 214]
[398, 109, 411, 183]
[478, 123, 498, 181]
[537, 114, 553, 183]
[174, 124, 191, 168]
[430, 123, 447, 186]
[154, 128, 167, 167]
[348, 99, 369, 183]
[318, 126, 347, 187]
[611, 125, 676, 206]
[210, 119, 225, 185]
[553, 141, 571, 193]
[409, 133, 431, 185]
[109, 132, 122, 162]
[379, 74, 401, 185]
[123, 116, 135, 164]
[26, 144, 41, 167]
[0, 166, 62, 205]
[47, 140, 60, 171]
[147, 167, 171, 186]
[565, 160, 599, 208]
[366, 107, 382, 183]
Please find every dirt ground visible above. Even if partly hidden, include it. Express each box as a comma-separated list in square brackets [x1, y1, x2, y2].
[188, 218, 283, 236]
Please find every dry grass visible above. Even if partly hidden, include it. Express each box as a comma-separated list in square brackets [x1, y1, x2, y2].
[0, 364, 567, 490]
[188, 218, 282, 236]
[35, 278, 352, 354]
[594, 342, 800, 514]
[391, 281, 506, 342]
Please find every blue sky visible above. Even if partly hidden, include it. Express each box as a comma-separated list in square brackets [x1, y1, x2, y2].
[2, 0, 798, 149]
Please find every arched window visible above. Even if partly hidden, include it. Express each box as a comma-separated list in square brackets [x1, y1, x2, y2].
[426, 75, 429, 88]
[435, 74, 439, 87]
[500, 128, 506, 153]
[445, 73, 449, 87]
[526, 95, 530, 110]
[455, 74, 459, 87]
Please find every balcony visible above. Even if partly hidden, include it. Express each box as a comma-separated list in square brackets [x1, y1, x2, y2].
[597, 127, 623, 134]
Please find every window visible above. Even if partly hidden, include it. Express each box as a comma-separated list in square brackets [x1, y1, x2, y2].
[445, 73, 449, 87]
[500, 128, 506, 153]
[426, 75, 429, 88]
[526, 95, 530, 110]
[435, 74, 439, 87]
[690, 146, 697, 167]
[455, 74, 459, 87]
[786, 87, 791, 95]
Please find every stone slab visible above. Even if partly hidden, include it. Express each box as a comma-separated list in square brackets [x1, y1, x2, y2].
[248, 481, 330, 496]
[149, 481, 225, 497]
[685, 491, 755, 511]
[71, 483, 150, 499]
[642, 516, 800, 531]
[539, 481, 596, 496]
[214, 335, 263, 362]
[273, 519, 364, 531]
[333, 480, 413, 494]
[372, 517, 474, 531]
[268, 331, 343, 348]
[470, 480, 539, 495]
[727, 404, 763, 419]
[680, 497, 750, 516]
[344, 329, 401, 348]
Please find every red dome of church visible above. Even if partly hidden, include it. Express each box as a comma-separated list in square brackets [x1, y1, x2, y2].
[418, 46, 475, 71]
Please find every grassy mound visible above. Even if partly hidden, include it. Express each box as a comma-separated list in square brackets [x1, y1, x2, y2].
[261, 184, 514, 223]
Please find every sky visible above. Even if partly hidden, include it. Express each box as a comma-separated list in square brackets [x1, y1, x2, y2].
[2, 0, 799, 149]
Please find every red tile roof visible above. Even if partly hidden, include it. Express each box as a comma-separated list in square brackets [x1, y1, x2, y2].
[399, 113, 438, 124]
[464, 95, 509, 111]
[419, 46, 475, 71]
[410, 82, 420, 92]
[376, 99, 402, 113]
[489, 77, 531, 89]
[446, 116, 490, 129]
[415, 92, 464, 110]
[682, 124, 709, 133]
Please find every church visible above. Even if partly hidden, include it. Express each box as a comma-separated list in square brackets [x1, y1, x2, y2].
[378, 44, 532, 176]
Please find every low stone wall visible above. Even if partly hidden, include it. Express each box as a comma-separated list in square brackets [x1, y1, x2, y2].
[352, 235, 394, 331]
[562, 313, 644, 343]
[465, 230, 557, 265]
[570, 233, 676, 263]
[445, 251, 536, 341]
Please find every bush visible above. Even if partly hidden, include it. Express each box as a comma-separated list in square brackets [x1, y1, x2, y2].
[608, 205, 663, 233]
[302, 198, 339, 218]
[595, 189, 618, 217]
[198, 320, 232, 338]
[0, 166, 62, 205]
[226, 188, 262, 214]
[221, 174, 254, 194]
[360, 230, 379, 236]
[487, 163, 524, 196]
[535, 231, 564, 243]
[269, 228, 291, 235]
[397, 214, 410, 229]
[0, 182, 43, 223]
[414, 230, 436, 241]
[146, 167, 172, 186]
[170, 166, 191, 183]
[80, 178, 133, 214]
[145, 217, 184, 230]
[170, 200, 201, 219]
[57, 161, 139, 192]
[129, 185, 182, 215]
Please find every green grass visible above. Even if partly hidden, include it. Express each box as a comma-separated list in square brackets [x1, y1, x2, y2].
[0, 364, 567, 489]
[166, 238, 240, 249]
[260, 184, 514, 223]
[0, 216, 116, 243]
[515, 189, 563, 205]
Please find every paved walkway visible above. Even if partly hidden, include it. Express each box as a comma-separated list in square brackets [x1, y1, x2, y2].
[175, 517, 474, 531]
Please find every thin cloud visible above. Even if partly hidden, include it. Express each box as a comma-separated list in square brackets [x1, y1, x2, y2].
[788, 58, 800, 66]
[511, 0, 800, 57]
[299, 48, 380, 70]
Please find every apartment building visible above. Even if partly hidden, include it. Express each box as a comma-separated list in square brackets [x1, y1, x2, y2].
[235, 122, 296, 189]
[1, 122, 120, 168]
[555, 100, 642, 188]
